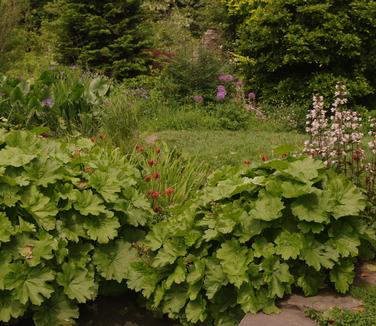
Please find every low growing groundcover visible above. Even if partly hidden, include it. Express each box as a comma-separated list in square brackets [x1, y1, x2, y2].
[0, 129, 375, 326]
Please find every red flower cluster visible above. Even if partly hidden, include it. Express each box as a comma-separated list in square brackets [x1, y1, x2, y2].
[164, 187, 175, 197]
[243, 160, 251, 166]
[155, 147, 161, 154]
[135, 145, 144, 153]
[147, 190, 160, 199]
[144, 172, 160, 182]
[147, 159, 158, 167]
[261, 155, 269, 162]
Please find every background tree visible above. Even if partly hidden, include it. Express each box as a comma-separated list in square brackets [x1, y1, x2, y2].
[222, 0, 376, 109]
[56, 0, 150, 79]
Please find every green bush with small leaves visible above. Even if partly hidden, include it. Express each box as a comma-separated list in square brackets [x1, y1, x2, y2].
[224, 0, 376, 109]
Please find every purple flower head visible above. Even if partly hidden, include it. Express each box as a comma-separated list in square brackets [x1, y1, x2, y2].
[216, 85, 227, 101]
[248, 92, 256, 101]
[218, 74, 234, 83]
[41, 97, 54, 108]
[193, 95, 204, 104]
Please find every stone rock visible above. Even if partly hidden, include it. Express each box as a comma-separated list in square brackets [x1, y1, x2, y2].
[356, 261, 376, 285]
[280, 292, 363, 312]
[201, 28, 223, 53]
[239, 308, 317, 326]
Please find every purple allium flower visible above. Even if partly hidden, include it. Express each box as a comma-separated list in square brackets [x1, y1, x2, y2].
[41, 97, 54, 108]
[193, 95, 204, 104]
[217, 85, 227, 101]
[248, 92, 256, 100]
[218, 74, 234, 82]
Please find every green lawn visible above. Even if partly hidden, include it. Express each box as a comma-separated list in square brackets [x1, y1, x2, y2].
[141, 129, 306, 169]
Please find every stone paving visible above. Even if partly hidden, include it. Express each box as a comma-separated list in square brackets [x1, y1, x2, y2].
[239, 261, 376, 326]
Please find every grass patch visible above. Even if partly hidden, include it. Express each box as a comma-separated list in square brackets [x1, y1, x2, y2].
[139, 129, 306, 169]
[306, 285, 376, 326]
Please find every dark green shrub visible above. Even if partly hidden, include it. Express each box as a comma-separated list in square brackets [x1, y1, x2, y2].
[0, 129, 154, 325]
[127, 157, 375, 325]
[56, 0, 150, 79]
[224, 0, 376, 109]
[159, 46, 223, 101]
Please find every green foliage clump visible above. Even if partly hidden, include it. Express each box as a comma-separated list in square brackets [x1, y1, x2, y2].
[100, 86, 140, 146]
[160, 46, 223, 101]
[0, 69, 110, 134]
[129, 143, 210, 212]
[0, 129, 153, 325]
[56, 0, 150, 79]
[225, 0, 376, 109]
[127, 157, 375, 325]
[216, 102, 249, 130]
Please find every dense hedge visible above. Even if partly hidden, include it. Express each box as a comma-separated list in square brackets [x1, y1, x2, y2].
[0, 129, 153, 325]
[223, 0, 376, 108]
[128, 158, 375, 325]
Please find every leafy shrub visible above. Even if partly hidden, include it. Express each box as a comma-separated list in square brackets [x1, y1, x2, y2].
[127, 157, 374, 325]
[55, 0, 150, 79]
[160, 45, 223, 101]
[0, 69, 109, 134]
[216, 102, 249, 130]
[224, 0, 376, 109]
[0, 129, 153, 325]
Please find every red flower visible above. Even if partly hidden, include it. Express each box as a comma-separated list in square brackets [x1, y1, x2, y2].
[147, 159, 157, 167]
[151, 191, 160, 199]
[151, 172, 160, 180]
[135, 145, 144, 153]
[147, 190, 160, 199]
[281, 153, 289, 158]
[243, 160, 251, 166]
[261, 155, 269, 162]
[164, 187, 175, 197]
[90, 136, 96, 143]
[144, 175, 152, 182]
[155, 147, 161, 154]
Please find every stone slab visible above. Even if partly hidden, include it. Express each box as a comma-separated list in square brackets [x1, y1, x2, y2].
[239, 308, 317, 326]
[356, 261, 376, 286]
[280, 292, 363, 312]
